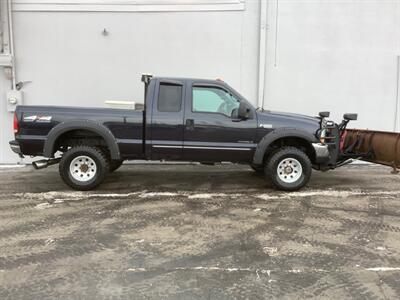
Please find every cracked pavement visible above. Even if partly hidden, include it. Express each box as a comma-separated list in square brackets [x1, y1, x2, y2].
[0, 164, 400, 299]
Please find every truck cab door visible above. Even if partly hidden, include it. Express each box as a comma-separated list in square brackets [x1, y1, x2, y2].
[149, 80, 185, 160]
[183, 82, 257, 162]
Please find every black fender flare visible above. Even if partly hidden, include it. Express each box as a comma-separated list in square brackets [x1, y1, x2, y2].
[252, 128, 318, 164]
[43, 120, 121, 159]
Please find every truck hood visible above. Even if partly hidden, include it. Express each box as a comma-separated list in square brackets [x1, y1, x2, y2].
[256, 110, 321, 133]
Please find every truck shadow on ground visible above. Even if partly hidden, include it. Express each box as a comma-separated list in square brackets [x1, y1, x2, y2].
[2, 164, 391, 194]
[102, 164, 371, 193]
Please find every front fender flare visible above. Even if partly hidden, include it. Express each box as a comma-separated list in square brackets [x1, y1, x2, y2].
[252, 128, 318, 164]
[43, 120, 121, 160]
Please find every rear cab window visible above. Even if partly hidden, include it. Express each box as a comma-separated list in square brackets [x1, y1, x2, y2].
[158, 83, 183, 112]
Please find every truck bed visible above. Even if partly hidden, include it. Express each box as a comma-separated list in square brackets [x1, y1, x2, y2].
[15, 105, 144, 158]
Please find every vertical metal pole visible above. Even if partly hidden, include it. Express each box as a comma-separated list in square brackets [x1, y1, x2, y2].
[0, 3, 3, 53]
[257, 0, 268, 109]
[7, 0, 16, 90]
[141, 74, 152, 155]
[395, 55, 400, 132]
[273, 0, 279, 67]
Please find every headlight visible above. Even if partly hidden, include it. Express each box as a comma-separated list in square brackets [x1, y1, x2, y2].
[319, 129, 327, 144]
[319, 120, 335, 144]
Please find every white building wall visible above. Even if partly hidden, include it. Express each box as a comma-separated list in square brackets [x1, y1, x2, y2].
[263, 0, 400, 131]
[1, 0, 400, 163]
[1, 0, 259, 163]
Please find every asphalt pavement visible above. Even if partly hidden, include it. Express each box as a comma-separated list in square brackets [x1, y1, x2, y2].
[0, 163, 400, 299]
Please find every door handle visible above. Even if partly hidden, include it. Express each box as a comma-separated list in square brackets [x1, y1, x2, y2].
[186, 119, 194, 130]
[232, 118, 242, 122]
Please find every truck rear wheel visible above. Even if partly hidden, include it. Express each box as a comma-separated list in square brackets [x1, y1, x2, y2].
[266, 147, 311, 191]
[59, 146, 109, 191]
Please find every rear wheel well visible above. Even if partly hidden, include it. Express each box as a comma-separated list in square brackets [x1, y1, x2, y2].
[53, 129, 110, 157]
[263, 137, 315, 164]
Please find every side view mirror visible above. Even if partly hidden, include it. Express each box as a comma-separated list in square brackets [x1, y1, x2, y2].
[343, 113, 357, 121]
[338, 113, 358, 131]
[238, 102, 250, 120]
[319, 111, 330, 118]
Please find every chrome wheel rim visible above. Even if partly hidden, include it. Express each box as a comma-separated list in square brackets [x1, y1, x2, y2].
[277, 158, 302, 183]
[69, 155, 97, 182]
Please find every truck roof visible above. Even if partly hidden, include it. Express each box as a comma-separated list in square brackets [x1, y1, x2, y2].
[152, 76, 224, 83]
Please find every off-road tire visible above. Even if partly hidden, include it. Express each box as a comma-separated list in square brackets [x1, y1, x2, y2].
[109, 160, 124, 172]
[59, 146, 109, 191]
[266, 147, 312, 191]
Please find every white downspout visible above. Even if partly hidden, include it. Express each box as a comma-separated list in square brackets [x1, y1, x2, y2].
[395, 55, 400, 132]
[257, 0, 268, 109]
[7, 0, 16, 90]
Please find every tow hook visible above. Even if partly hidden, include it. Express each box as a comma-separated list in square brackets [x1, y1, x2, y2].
[32, 158, 61, 170]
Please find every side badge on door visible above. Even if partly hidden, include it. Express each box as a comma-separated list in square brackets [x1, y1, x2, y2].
[259, 124, 273, 129]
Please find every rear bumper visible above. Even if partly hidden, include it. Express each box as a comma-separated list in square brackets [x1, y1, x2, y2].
[9, 140, 24, 158]
[312, 143, 330, 163]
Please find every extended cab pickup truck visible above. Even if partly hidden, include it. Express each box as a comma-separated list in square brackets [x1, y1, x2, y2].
[10, 74, 358, 191]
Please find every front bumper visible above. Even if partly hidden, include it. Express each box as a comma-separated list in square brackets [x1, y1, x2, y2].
[9, 140, 24, 158]
[312, 143, 330, 163]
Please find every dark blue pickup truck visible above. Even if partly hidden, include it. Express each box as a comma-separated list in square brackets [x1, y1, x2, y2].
[9, 74, 357, 191]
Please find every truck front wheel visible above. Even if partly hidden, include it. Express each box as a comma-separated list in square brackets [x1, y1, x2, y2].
[265, 147, 312, 191]
[59, 146, 109, 191]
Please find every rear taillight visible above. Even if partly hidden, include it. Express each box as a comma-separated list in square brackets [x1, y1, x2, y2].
[13, 112, 19, 134]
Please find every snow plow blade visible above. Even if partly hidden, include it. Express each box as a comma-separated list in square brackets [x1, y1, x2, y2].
[342, 129, 400, 172]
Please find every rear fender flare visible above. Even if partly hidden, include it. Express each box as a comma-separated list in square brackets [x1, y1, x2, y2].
[43, 120, 120, 159]
[253, 128, 318, 165]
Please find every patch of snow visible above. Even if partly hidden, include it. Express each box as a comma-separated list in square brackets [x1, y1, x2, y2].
[124, 266, 330, 276]
[127, 268, 146, 272]
[17, 189, 400, 209]
[139, 192, 178, 198]
[365, 267, 400, 272]
[0, 164, 26, 169]
[17, 191, 142, 202]
[45, 238, 54, 245]
[263, 246, 278, 256]
[35, 202, 53, 209]
[188, 193, 226, 199]
[256, 189, 400, 200]
[261, 269, 272, 277]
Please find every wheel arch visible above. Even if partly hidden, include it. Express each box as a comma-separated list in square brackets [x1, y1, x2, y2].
[43, 120, 121, 160]
[253, 128, 318, 165]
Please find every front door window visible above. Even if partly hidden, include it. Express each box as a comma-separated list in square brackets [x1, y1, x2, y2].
[192, 86, 240, 118]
